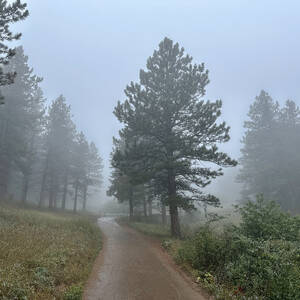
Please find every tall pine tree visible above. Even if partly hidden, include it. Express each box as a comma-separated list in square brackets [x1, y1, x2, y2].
[113, 38, 237, 237]
[0, 47, 44, 199]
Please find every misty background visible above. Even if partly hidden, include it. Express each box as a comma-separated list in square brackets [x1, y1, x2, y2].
[12, 0, 300, 208]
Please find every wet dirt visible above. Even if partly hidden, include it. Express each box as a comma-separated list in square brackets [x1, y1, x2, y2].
[83, 217, 208, 300]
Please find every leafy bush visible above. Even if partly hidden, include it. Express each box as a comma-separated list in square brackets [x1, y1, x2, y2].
[225, 238, 300, 299]
[236, 195, 300, 241]
[175, 196, 300, 299]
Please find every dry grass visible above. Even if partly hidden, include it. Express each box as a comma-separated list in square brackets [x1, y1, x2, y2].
[0, 205, 101, 300]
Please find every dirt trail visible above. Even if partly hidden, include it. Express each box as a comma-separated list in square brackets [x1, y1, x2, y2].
[83, 217, 207, 300]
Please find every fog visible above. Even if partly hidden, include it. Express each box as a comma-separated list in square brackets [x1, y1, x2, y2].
[4, 0, 300, 210]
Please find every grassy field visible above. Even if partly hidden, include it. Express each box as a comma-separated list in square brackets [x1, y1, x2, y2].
[0, 204, 101, 300]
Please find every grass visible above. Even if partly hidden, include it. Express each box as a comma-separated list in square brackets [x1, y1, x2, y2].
[0, 204, 101, 300]
[128, 222, 171, 238]
[117, 216, 171, 239]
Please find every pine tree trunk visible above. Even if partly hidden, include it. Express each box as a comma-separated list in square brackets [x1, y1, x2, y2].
[128, 186, 134, 221]
[0, 117, 9, 198]
[73, 179, 79, 213]
[169, 202, 180, 238]
[53, 189, 57, 209]
[0, 159, 10, 198]
[83, 185, 87, 211]
[21, 134, 34, 206]
[148, 199, 153, 216]
[39, 155, 49, 208]
[161, 203, 167, 225]
[61, 170, 68, 210]
[49, 188, 53, 209]
[168, 169, 181, 238]
[39, 172, 46, 208]
[21, 175, 29, 205]
[143, 197, 147, 217]
[49, 174, 55, 209]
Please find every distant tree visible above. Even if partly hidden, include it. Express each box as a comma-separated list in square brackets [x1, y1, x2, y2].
[238, 91, 300, 212]
[0, 47, 44, 199]
[40, 95, 75, 209]
[71, 132, 89, 212]
[107, 170, 135, 220]
[113, 37, 237, 237]
[238, 90, 279, 201]
[0, 0, 28, 102]
[82, 142, 103, 210]
[108, 135, 147, 220]
[275, 100, 300, 210]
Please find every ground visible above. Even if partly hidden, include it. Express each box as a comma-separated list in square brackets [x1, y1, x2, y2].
[83, 217, 208, 300]
[0, 205, 101, 299]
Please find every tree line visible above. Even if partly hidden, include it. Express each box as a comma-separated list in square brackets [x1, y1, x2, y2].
[0, 1, 103, 212]
[238, 90, 300, 213]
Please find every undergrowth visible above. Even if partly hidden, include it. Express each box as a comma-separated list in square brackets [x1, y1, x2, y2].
[127, 196, 300, 299]
[172, 196, 300, 299]
[0, 205, 101, 300]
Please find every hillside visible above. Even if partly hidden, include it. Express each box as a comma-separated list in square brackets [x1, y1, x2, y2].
[0, 205, 101, 299]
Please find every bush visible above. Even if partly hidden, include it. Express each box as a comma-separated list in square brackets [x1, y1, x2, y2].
[236, 195, 300, 241]
[177, 225, 235, 273]
[225, 238, 300, 299]
[175, 196, 300, 299]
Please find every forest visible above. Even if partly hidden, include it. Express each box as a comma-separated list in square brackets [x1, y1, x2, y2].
[0, 3, 103, 212]
[0, 1, 300, 300]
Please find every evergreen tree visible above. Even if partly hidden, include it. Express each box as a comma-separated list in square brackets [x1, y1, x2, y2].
[274, 100, 300, 210]
[82, 142, 103, 210]
[40, 95, 75, 209]
[71, 132, 89, 212]
[113, 38, 237, 237]
[107, 170, 135, 220]
[0, 47, 44, 198]
[0, 0, 28, 99]
[238, 90, 279, 200]
[238, 91, 300, 212]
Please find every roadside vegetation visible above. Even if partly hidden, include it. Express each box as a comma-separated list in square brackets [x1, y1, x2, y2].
[125, 221, 170, 238]
[127, 197, 300, 300]
[0, 204, 101, 300]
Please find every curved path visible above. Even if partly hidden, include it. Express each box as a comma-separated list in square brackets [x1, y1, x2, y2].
[83, 217, 207, 300]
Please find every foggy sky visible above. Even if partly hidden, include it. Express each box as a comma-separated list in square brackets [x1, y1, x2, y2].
[12, 0, 300, 203]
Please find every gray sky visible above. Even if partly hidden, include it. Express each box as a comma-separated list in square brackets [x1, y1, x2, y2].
[13, 0, 300, 203]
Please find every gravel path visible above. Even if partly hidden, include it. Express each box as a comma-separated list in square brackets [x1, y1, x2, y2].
[83, 217, 207, 300]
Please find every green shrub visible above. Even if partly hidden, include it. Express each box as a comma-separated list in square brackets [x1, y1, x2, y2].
[225, 238, 300, 299]
[33, 267, 54, 290]
[63, 285, 82, 300]
[177, 225, 235, 273]
[236, 195, 300, 241]
[175, 196, 300, 299]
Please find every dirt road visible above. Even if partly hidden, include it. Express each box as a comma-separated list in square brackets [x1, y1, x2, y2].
[83, 217, 207, 300]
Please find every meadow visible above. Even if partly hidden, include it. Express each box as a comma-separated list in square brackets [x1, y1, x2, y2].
[0, 205, 101, 300]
